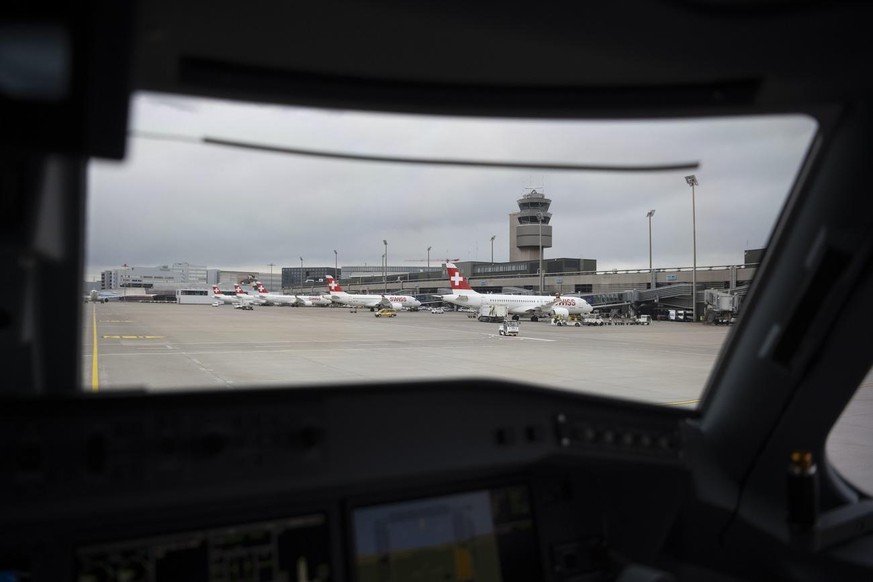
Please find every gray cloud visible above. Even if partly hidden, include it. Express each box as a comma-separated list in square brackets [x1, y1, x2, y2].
[85, 93, 817, 278]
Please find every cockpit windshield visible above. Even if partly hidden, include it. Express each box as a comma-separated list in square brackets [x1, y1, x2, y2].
[83, 93, 817, 406]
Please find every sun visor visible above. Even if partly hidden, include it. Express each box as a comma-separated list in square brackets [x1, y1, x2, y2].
[0, 2, 132, 159]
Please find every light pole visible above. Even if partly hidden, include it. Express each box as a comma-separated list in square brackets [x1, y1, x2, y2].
[299, 256, 303, 295]
[685, 175, 698, 322]
[536, 212, 544, 293]
[268, 262, 275, 290]
[490, 235, 496, 266]
[646, 210, 655, 289]
[333, 249, 338, 279]
[427, 246, 432, 270]
[383, 239, 388, 293]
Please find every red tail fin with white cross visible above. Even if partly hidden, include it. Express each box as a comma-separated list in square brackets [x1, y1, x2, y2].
[325, 275, 344, 293]
[446, 263, 473, 291]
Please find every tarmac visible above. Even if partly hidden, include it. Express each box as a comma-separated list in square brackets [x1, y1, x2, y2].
[82, 302, 730, 404]
[81, 302, 872, 493]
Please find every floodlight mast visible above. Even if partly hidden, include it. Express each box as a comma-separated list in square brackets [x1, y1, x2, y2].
[536, 212, 544, 293]
[685, 175, 698, 322]
[383, 239, 388, 293]
[646, 209, 655, 289]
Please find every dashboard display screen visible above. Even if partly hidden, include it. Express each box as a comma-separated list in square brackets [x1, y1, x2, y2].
[353, 485, 538, 582]
[76, 513, 329, 582]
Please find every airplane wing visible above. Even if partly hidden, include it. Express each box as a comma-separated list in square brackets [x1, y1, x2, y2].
[529, 298, 561, 315]
[440, 293, 469, 303]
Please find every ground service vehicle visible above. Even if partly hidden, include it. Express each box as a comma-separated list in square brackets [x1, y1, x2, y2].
[582, 313, 605, 326]
[498, 320, 520, 336]
[478, 305, 509, 322]
[1, 3, 872, 582]
[374, 309, 397, 318]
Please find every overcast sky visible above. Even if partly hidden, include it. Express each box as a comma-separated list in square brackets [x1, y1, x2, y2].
[85, 93, 817, 279]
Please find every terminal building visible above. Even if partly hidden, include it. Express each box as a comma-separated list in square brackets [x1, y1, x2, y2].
[92, 191, 762, 318]
[100, 263, 207, 291]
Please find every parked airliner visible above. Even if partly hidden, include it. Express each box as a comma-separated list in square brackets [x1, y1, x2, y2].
[441, 263, 593, 321]
[253, 282, 332, 307]
[325, 275, 421, 310]
[252, 282, 298, 306]
[211, 285, 259, 307]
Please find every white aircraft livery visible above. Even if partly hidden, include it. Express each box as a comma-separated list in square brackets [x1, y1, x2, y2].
[255, 281, 333, 307]
[294, 293, 333, 307]
[325, 275, 421, 310]
[441, 262, 593, 321]
[252, 282, 299, 306]
[211, 285, 259, 307]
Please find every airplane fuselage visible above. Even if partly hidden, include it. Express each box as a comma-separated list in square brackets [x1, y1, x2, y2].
[256, 292, 297, 306]
[330, 292, 420, 309]
[444, 292, 592, 315]
[296, 295, 333, 306]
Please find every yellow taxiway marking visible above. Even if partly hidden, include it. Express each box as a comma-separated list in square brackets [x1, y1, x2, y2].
[102, 335, 164, 339]
[99, 319, 135, 323]
[91, 304, 99, 393]
[665, 399, 700, 406]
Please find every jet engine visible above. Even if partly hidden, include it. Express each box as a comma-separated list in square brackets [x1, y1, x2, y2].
[390, 302, 403, 311]
[551, 307, 570, 319]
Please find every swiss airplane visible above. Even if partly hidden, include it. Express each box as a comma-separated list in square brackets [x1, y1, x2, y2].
[234, 283, 266, 305]
[325, 275, 421, 310]
[294, 293, 333, 307]
[251, 282, 298, 306]
[253, 282, 332, 307]
[441, 262, 593, 321]
[211, 285, 259, 307]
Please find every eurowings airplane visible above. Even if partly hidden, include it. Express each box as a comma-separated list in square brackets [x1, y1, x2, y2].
[325, 275, 421, 310]
[441, 262, 593, 321]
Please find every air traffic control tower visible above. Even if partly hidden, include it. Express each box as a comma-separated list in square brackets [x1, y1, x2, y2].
[509, 189, 552, 262]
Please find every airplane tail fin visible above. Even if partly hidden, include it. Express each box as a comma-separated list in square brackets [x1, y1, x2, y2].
[233, 283, 247, 295]
[446, 263, 475, 293]
[212, 285, 223, 295]
[325, 275, 344, 293]
[255, 281, 267, 293]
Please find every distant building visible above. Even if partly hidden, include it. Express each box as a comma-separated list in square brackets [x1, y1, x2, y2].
[205, 270, 282, 292]
[282, 266, 340, 290]
[101, 263, 207, 291]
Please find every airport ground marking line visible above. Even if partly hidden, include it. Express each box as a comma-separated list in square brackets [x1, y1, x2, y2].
[91, 303, 99, 393]
[94, 344, 507, 358]
[486, 334, 555, 342]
